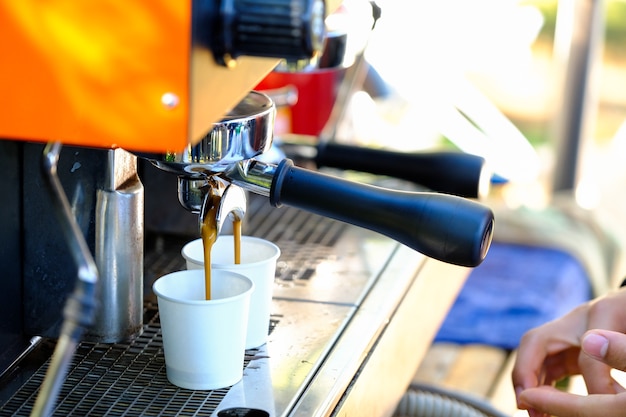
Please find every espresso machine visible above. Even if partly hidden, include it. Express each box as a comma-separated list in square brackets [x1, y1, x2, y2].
[0, 1, 495, 416]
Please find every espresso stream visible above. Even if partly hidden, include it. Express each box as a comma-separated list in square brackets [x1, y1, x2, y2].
[200, 193, 242, 300]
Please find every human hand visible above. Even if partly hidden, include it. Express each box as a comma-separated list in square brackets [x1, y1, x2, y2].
[512, 289, 626, 417]
[516, 330, 626, 417]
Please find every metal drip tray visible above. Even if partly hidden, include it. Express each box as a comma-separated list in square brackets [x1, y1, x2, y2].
[0, 194, 434, 416]
[0, 305, 232, 416]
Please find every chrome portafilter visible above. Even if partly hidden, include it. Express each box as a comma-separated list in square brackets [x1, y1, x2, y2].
[139, 91, 495, 268]
[138, 91, 273, 233]
[145, 91, 275, 178]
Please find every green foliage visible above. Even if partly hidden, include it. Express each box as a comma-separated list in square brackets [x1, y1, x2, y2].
[529, 0, 626, 59]
[605, 1, 626, 59]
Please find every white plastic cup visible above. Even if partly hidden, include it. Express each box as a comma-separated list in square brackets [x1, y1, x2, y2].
[153, 269, 253, 390]
[182, 235, 280, 349]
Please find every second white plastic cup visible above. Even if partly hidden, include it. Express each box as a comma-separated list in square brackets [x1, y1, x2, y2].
[182, 235, 280, 349]
[153, 269, 253, 390]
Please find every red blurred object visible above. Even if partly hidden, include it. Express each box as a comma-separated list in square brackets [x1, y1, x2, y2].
[256, 68, 346, 137]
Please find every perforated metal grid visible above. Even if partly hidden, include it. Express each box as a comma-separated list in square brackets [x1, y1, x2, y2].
[0, 196, 345, 417]
[241, 196, 346, 287]
[0, 303, 277, 417]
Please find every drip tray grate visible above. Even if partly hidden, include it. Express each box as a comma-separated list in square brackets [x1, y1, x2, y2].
[0, 304, 272, 417]
[0, 195, 398, 416]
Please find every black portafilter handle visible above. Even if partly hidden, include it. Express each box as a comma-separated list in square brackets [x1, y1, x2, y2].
[315, 142, 489, 199]
[270, 160, 494, 267]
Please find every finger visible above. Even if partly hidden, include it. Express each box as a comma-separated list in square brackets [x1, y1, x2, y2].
[580, 330, 626, 393]
[519, 385, 626, 417]
[579, 351, 615, 394]
[542, 347, 582, 385]
[581, 295, 626, 393]
[582, 330, 626, 372]
[512, 329, 551, 393]
[512, 306, 588, 392]
[513, 338, 581, 409]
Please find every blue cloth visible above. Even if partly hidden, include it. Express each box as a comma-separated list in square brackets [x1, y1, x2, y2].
[435, 242, 593, 349]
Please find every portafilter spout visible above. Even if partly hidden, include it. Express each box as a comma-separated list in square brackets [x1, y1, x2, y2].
[137, 91, 267, 233]
[139, 91, 495, 267]
[197, 177, 247, 236]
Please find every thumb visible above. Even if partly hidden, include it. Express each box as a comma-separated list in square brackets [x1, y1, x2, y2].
[582, 330, 626, 372]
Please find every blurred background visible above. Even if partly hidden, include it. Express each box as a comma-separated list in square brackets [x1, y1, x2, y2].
[353, 2, 626, 412]
[336, 0, 626, 278]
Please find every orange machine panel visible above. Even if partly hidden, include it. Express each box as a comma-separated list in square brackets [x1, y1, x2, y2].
[0, 1, 197, 152]
[0, 1, 343, 153]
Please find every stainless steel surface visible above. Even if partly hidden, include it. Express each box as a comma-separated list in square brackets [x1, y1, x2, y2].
[277, 31, 349, 72]
[144, 91, 275, 177]
[177, 177, 247, 234]
[142, 90, 275, 222]
[177, 177, 210, 212]
[277, 0, 378, 72]
[263, 243, 431, 417]
[91, 149, 144, 342]
[0, 193, 457, 417]
[213, 184, 247, 235]
[217, 299, 355, 416]
[223, 159, 278, 197]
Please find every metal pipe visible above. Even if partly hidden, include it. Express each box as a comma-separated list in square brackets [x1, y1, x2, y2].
[90, 149, 143, 343]
[551, 0, 605, 193]
[31, 143, 99, 417]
